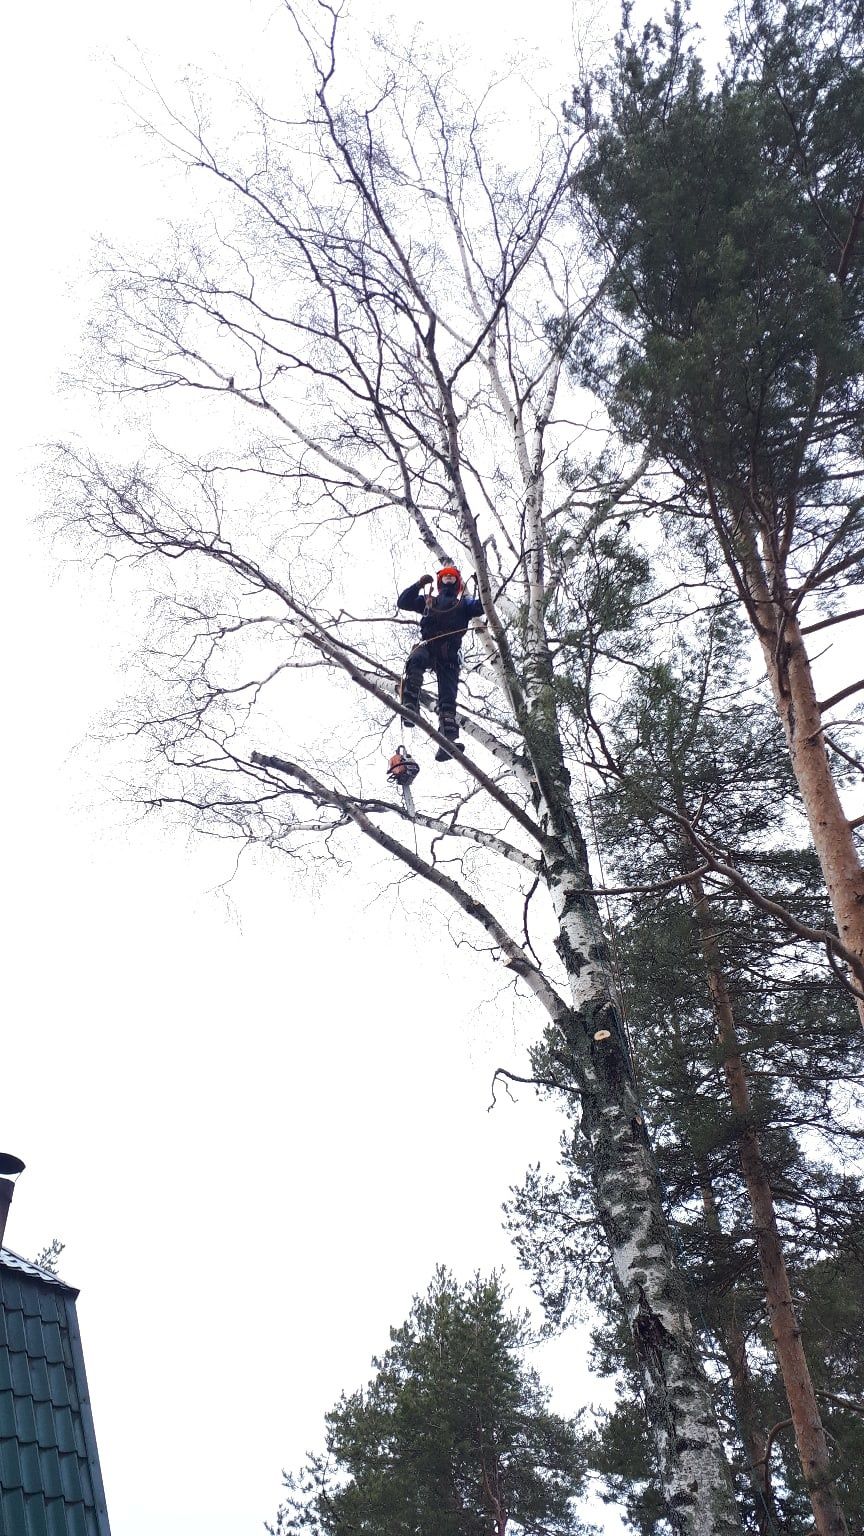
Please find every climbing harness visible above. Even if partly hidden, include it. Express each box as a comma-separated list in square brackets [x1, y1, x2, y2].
[396, 586, 481, 724]
[387, 743, 420, 817]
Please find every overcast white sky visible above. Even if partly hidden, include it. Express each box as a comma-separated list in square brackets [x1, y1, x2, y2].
[3, 1, 850, 1534]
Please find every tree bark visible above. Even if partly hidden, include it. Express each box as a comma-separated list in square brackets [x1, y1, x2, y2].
[705, 476, 864, 1028]
[670, 1002, 776, 1536]
[513, 667, 742, 1535]
[688, 867, 850, 1536]
[552, 879, 741, 1536]
[696, 1170, 775, 1535]
[444, 357, 743, 1529]
[757, 600, 864, 1018]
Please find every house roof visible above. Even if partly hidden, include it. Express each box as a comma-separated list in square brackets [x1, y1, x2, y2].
[0, 1249, 111, 1535]
[0, 1249, 78, 1297]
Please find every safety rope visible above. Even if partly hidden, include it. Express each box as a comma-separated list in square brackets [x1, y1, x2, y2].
[397, 621, 478, 706]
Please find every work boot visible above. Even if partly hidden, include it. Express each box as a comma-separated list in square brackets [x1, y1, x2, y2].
[435, 712, 463, 762]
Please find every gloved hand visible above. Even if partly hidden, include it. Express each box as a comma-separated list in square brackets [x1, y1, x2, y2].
[420, 574, 434, 588]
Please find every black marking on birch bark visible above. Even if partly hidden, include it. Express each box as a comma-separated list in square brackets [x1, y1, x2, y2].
[588, 939, 612, 965]
[554, 930, 589, 974]
[633, 1286, 678, 1381]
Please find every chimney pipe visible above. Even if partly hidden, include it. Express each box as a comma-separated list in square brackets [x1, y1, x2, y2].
[0, 1154, 26, 1250]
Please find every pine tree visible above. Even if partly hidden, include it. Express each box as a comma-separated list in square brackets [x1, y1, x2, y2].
[571, 0, 864, 1015]
[270, 1269, 587, 1536]
[508, 601, 864, 1533]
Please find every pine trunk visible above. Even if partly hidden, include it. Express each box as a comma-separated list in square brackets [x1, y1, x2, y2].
[729, 511, 864, 1027]
[759, 606, 864, 1007]
[685, 1061, 775, 1533]
[688, 870, 850, 1536]
[667, 1007, 775, 1530]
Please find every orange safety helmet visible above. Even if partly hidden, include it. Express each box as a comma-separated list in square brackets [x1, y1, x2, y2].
[437, 564, 463, 592]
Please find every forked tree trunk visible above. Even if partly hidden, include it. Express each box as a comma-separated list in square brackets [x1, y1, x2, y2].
[688, 868, 850, 1536]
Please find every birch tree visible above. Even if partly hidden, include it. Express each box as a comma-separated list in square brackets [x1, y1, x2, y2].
[570, 0, 864, 1021]
[54, 6, 743, 1531]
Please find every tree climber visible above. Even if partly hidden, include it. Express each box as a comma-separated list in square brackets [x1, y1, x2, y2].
[397, 565, 483, 760]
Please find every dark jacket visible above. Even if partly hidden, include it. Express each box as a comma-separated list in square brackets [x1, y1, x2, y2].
[397, 579, 483, 650]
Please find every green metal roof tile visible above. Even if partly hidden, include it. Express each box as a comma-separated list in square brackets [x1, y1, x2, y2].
[37, 1291, 61, 1327]
[1, 1487, 27, 1536]
[64, 1504, 87, 1536]
[69, 1416, 85, 1460]
[24, 1318, 45, 1359]
[1, 1432, 23, 1489]
[28, 1357, 51, 1405]
[20, 1285, 43, 1320]
[84, 1512, 100, 1536]
[58, 1452, 84, 1505]
[59, 1336, 73, 1372]
[46, 1364, 69, 1410]
[11, 1351, 33, 1397]
[0, 1349, 12, 1392]
[45, 1499, 69, 1536]
[41, 1326, 63, 1368]
[24, 1495, 50, 1536]
[7, 1311, 27, 1353]
[0, 1391, 16, 1436]
[0, 1275, 23, 1313]
[34, 1400, 57, 1449]
[37, 1446, 63, 1501]
[14, 1392, 38, 1445]
[52, 1408, 75, 1457]
[20, 1439, 43, 1494]
[77, 1459, 93, 1506]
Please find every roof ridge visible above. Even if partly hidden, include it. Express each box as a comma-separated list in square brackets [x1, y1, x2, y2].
[0, 1244, 77, 1292]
